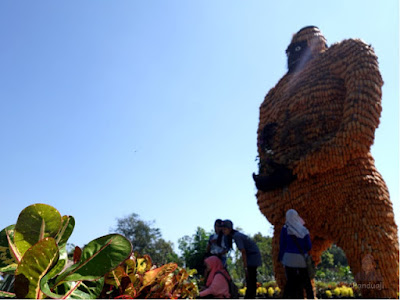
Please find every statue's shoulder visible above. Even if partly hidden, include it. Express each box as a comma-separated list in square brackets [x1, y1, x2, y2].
[326, 38, 379, 76]
[331, 38, 370, 49]
[327, 38, 378, 60]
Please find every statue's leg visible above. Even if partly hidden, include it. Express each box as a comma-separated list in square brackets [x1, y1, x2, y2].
[336, 219, 398, 298]
[307, 236, 333, 297]
[334, 172, 399, 298]
[308, 236, 333, 266]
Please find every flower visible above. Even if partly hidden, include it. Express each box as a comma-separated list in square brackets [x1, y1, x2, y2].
[268, 287, 275, 297]
[325, 290, 332, 298]
[239, 287, 247, 296]
[257, 287, 267, 295]
[274, 286, 281, 294]
[333, 287, 341, 297]
[340, 286, 354, 298]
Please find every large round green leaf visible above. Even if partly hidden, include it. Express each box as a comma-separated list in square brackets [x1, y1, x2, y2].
[56, 234, 132, 283]
[14, 237, 59, 299]
[14, 204, 62, 257]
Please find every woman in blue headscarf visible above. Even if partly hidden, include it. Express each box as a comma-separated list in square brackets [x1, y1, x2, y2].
[279, 209, 314, 299]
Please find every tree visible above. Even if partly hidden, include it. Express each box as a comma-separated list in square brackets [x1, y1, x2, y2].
[226, 246, 245, 285]
[112, 213, 181, 266]
[225, 231, 274, 285]
[178, 227, 210, 275]
[253, 233, 274, 282]
[315, 244, 354, 283]
[320, 249, 335, 269]
[329, 244, 348, 266]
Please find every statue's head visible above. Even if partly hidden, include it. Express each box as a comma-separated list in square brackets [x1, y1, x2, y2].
[286, 26, 327, 73]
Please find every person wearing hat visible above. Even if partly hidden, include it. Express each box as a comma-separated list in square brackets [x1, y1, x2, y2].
[221, 220, 261, 299]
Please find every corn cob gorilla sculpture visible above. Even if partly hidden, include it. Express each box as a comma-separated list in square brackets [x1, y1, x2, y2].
[253, 26, 399, 298]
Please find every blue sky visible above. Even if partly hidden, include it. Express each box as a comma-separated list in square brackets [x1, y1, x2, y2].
[0, 1, 398, 253]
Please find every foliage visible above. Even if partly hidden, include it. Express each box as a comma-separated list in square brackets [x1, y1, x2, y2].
[321, 249, 334, 268]
[316, 245, 354, 283]
[0, 203, 132, 299]
[176, 227, 360, 298]
[101, 252, 198, 299]
[226, 232, 274, 284]
[226, 246, 245, 284]
[177, 227, 275, 285]
[253, 232, 274, 281]
[178, 227, 210, 275]
[329, 244, 349, 266]
[113, 213, 181, 266]
[318, 245, 348, 269]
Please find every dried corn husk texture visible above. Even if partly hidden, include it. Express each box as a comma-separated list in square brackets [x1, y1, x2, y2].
[256, 34, 399, 298]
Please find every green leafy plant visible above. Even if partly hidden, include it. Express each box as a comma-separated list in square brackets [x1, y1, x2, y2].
[0, 203, 132, 299]
[101, 252, 198, 299]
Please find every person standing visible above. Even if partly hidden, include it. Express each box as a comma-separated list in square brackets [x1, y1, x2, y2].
[279, 209, 314, 299]
[206, 219, 229, 266]
[221, 220, 261, 299]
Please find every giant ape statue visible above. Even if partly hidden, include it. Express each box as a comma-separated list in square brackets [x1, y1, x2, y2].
[253, 26, 399, 298]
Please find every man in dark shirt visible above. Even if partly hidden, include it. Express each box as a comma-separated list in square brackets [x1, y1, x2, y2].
[221, 220, 261, 299]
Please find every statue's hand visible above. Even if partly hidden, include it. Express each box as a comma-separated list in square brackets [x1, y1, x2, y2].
[253, 165, 297, 192]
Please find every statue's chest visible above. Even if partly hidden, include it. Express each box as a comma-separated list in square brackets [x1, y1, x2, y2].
[260, 62, 346, 157]
[263, 65, 346, 128]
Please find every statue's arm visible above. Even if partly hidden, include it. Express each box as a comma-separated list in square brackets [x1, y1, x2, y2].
[292, 39, 383, 179]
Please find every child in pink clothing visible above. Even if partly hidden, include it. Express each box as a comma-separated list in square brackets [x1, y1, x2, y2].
[199, 256, 230, 299]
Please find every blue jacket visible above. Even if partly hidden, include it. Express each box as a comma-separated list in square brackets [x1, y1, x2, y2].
[278, 225, 311, 263]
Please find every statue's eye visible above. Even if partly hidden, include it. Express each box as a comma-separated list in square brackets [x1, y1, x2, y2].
[295, 46, 302, 52]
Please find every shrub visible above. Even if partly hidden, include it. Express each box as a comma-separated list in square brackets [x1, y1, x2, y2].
[0, 203, 132, 299]
[101, 252, 198, 299]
